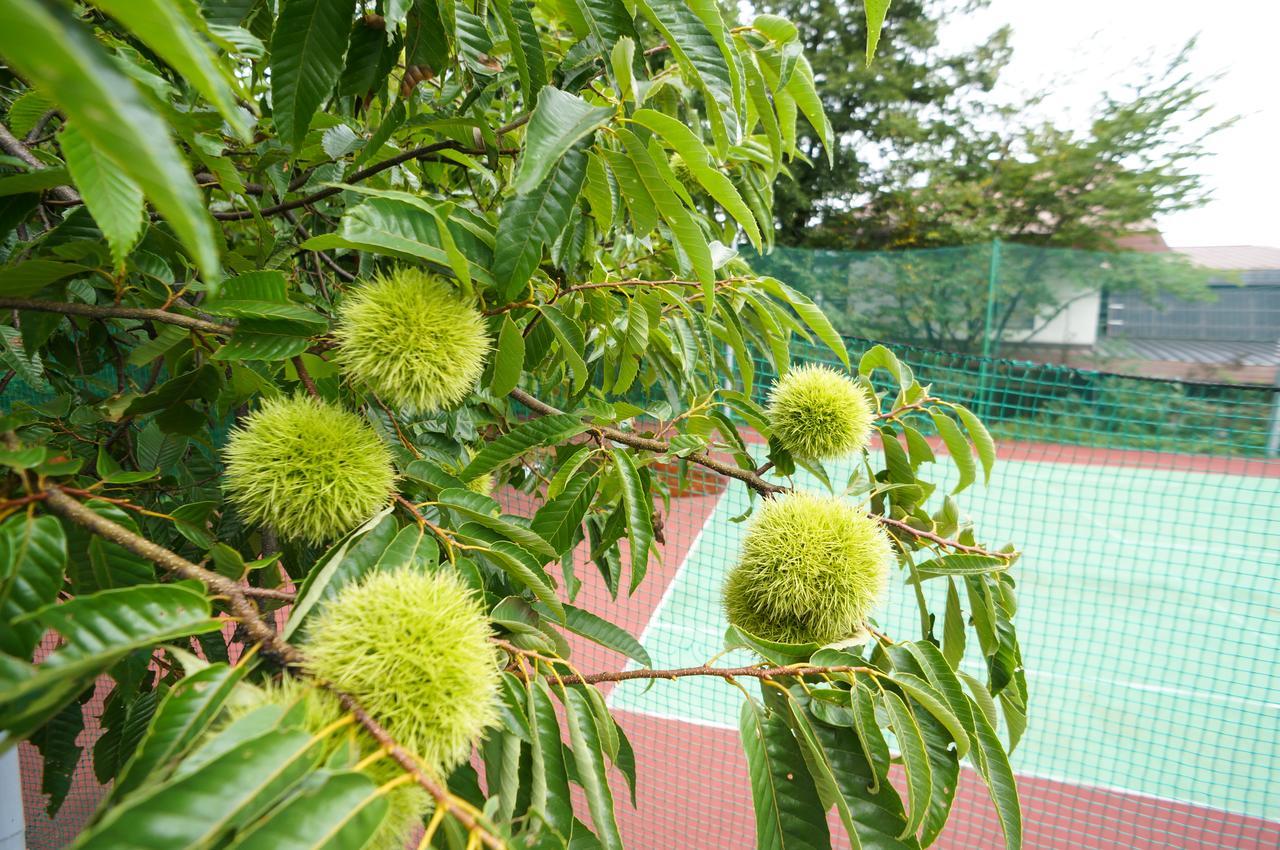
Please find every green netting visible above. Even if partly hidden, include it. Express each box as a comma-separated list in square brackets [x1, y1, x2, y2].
[745, 241, 1272, 362]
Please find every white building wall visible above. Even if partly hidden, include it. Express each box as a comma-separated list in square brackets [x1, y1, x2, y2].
[1013, 284, 1101, 347]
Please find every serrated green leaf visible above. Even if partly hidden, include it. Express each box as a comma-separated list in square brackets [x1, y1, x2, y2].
[631, 108, 762, 250]
[109, 662, 249, 803]
[439, 488, 557, 559]
[540, 304, 589, 392]
[954, 404, 996, 485]
[226, 770, 389, 850]
[882, 690, 931, 840]
[492, 0, 547, 102]
[270, 0, 356, 148]
[0, 514, 66, 660]
[636, 0, 738, 147]
[531, 473, 597, 556]
[967, 694, 1023, 850]
[756, 276, 849, 368]
[462, 413, 589, 479]
[561, 685, 622, 850]
[495, 144, 588, 301]
[739, 699, 830, 850]
[283, 509, 397, 641]
[863, 0, 892, 66]
[610, 448, 652, 593]
[516, 88, 615, 193]
[528, 680, 573, 835]
[0, 167, 71, 197]
[532, 600, 650, 668]
[0, 0, 220, 279]
[909, 553, 1007, 580]
[930, 411, 976, 494]
[490, 315, 526, 397]
[72, 728, 324, 849]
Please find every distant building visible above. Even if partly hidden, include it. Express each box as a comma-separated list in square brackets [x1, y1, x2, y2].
[1097, 245, 1280, 385]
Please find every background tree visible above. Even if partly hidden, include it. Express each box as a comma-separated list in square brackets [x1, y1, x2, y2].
[0, 2, 1024, 849]
[751, 34, 1221, 353]
[749, 0, 1013, 242]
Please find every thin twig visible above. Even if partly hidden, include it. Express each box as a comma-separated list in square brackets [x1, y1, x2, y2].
[211, 114, 531, 222]
[508, 387, 1014, 558]
[42, 487, 300, 664]
[0, 298, 234, 335]
[292, 356, 320, 398]
[505, 659, 874, 686]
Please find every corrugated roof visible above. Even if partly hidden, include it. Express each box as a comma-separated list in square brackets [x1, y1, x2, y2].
[1171, 245, 1280, 270]
[1096, 337, 1280, 366]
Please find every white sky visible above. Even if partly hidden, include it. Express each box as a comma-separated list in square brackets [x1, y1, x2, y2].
[938, 0, 1279, 248]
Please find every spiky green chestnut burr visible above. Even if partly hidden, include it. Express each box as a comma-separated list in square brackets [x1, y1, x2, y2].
[334, 268, 490, 413]
[766, 364, 874, 461]
[303, 568, 501, 773]
[723, 491, 894, 646]
[236, 679, 431, 850]
[222, 395, 395, 544]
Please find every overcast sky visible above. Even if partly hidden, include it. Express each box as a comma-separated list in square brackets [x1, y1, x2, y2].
[938, 0, 1279, 248]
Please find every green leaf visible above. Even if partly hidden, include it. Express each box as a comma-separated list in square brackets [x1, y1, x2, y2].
[610, 448, 653, 593]
[29, 698, 83, 817]
[930, 411, 976, 494]
[109, 662, 250, 803]
[304, 198, 495, 286]
[0, 514, 66, 659]
[561, 686, 623, 850]
[91, 0, 251, 140]
[528, 680, 573, 835]
[438, 488, 557, 559]
[492, 0, 547, 102]
[124, 364, 222, 415]
[457, 526, 564, 621]
[756, 277, 849, 368]
[0, 167, 70, 197]
[954, 404, 996, 484]
[225, 770, 389, 850]
[270, 0, 357, 148]
[784, 55, 832, 165]
[884, 673, 969, 760]
[531, 472, 597, 556]
[490, 315, 526, 396]
[909, 553, 1008, 580]
[631, 108, 762, 250]
[540, 304, 589, 392]
[967, 694, 1023, 850]
[776, 694, 860, 847]
[532, 600, 651, 668]
[882, 690, 931, 840]
[516, 87, 615, 193]
[859, 344, 913, 389]
[615, 128, 713, 295]
[863, 0, 892, 66]
[739, 699, 830, 850]
[636, 0, 738, 147]
[0, 0, 220, 279]
[462, 413, 590, 479]
[72, 728, 324, 849]
[494, 144, 588, 301]
[943, 580, 966, 668]
[283, 510, 397, 641]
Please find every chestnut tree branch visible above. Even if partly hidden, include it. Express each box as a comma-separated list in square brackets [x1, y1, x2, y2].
[0, 298, 235, 335]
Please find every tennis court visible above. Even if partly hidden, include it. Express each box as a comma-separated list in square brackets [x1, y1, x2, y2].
[607, 440, 1280, 848]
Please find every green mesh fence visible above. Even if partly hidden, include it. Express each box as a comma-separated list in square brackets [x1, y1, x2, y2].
[744, 241, 1278, 373]
[13, 344, 1280, 849]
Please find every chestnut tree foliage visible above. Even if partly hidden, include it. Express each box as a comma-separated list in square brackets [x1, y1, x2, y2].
[0, 1, 1024, 848]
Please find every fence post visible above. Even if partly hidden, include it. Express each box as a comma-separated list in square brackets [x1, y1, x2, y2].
[977, 239, 1001, 416]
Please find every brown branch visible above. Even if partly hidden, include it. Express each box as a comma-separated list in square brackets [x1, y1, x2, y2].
[508, 387, 1014, 559]
[509, 387, 786, 497]
[239, 586, 296, 601]
[0, 122, 79, 205]
[329, 690, 505, 850]
[212, 114, 531, 222]
[0, 298, 235, 335]
[291, 356, 320, 398]
[508, 659, 874, 687]
[42, 487, 300, 664]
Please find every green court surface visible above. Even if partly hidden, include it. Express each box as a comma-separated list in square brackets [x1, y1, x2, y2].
[609, 448, 1280, 821]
